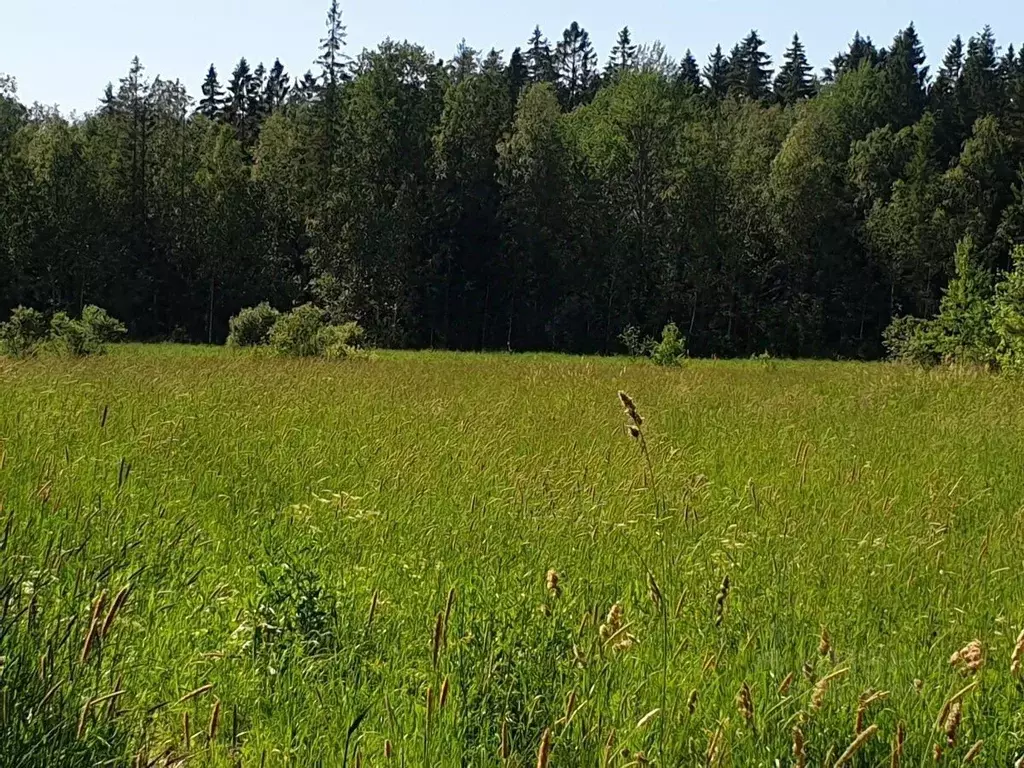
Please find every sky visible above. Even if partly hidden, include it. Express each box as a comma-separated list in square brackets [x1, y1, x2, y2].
[4, 0, 1021, 116]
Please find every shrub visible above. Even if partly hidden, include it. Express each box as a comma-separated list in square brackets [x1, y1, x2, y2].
[320, 321, 365, 359]
[269, 304, 328, 357]
[618, 324, 654, 358]
[81, 304, 127, 343]
[650, 322, 687, 366]
[992, 245, 1024, 372]
[933, 235, 996, 364]
[0, 306, 48, 357]
[882, 316, 941, 365]
[228, 302, 279, 348]
[48, 312, 98, 357]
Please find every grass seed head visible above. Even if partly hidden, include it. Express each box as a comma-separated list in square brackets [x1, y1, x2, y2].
[545, 569, 561, 597]
[818, 626, 832, 657]
[835, 724, 878, 766]
[949, 639, 984, 674]
[384, 739, 393, 760]
[439, 677, 450, 709]
[964, 740, 983, 763]
[891, 722, 906, 768]
[944, 701, 962, 747]
[647, 573, 662, 609]
[499, 720, 510, 760]
[1011, 629, 1024, 677]
[792, 725, 806, 768]
[536, 727, 552, 768]
[778, 671, 794, 696]
[735, 682, 754, 726]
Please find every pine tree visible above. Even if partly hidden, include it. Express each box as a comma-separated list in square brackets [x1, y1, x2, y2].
[198, 65, 224, 119]
[526, 26, 556, 84]
[774, 33, 813, 104]
[99, 82, 119, 116]
[703, 44, 729, 98]
[555, 22, 598, 109]
[676, 50, 702, 91]
[605, 26, 637, 80]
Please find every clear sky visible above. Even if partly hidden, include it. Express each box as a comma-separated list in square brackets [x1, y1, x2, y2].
[4, 0, 1021, 116]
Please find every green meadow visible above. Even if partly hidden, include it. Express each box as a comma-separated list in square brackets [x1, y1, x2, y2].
[2, 347, 1024, 766]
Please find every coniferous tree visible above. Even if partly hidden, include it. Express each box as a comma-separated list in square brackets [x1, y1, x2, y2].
[292, 71, 319, 103]
[449, 39, 480, 84]
[676, 50, 702, 91]
[931, 36, 966, 158]
[317, 0, 350, 89]
[727, 31, 772, 100]
[824, 32, 882, 81]
[703, 45, 730, 97]
[774, 33, 814, 104]
[198, 65, 224, 119]
[507, 48, 527, 99]
[526, 26, 556, 84]
[961, 26, 1001, 127]
[225, 58, 253, 132]
[263, 59, 291, 112]
[881, 24, 929, 128]
[555, 22, 598, 109]
[605, 26, 637, 80]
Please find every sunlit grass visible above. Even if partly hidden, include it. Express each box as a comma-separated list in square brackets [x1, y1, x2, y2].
[2, 347, 1023, 765]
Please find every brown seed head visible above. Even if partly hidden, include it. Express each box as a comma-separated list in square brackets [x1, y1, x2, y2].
[818, 626, 832, 657]
[384, 739, 393, 759]
[735, 682, 754, 726]
[964, 740, 983, 763]
[792, 725, 807, 768]
[545, 569, 561, 597]
[835, 724, 878, 766]
[778, 671, 794, 696]
[439, 677, 450, 709]
[949, 639, 984, 674]
[536, 727, 552, 768]
[1011, 629, 1024, 677]
[944, 701, 962, 748]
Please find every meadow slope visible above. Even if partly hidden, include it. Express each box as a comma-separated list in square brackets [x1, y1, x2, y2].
[2, 347, 1024, 765]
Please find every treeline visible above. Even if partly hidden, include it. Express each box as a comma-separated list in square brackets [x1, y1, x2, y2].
[1, 4, 1023, 356]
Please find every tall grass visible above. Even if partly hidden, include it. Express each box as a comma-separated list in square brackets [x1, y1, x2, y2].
[2, 347, 1024, 765]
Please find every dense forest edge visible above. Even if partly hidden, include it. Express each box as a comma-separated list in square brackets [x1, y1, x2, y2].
[2, 4, 1024, 358]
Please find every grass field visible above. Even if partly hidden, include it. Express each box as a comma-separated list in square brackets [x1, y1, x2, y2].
[2, 346, 1024, 766]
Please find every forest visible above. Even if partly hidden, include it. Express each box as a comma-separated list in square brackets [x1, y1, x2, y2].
[2, 4, 1023, 357]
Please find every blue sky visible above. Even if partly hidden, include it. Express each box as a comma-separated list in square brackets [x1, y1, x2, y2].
[4, 0, 1020, 116]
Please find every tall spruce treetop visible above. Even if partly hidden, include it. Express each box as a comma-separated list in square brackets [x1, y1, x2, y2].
[931, 36, 966, 157]
[605, 26, 637, 80]
[226, 58, 252, 122]
[526, 26, 556, 84]
[677, 49, 702, 91]
[774, 33, 813, 104]
[727, 30, 772, 100]
[449, 39, 480, 84]
[318, 0, 350, 89]
[882, 23, 929, 127]
[263, 59, 291, 112]
[703, 44, 729, 97]
[507, 47, 528, 101]
[199, 65, 224, 119]
[247, 62, 267, 121]
[825, 31, 882, 81]
[555, 22, 598, 109]
[961, 26, 1001, 127]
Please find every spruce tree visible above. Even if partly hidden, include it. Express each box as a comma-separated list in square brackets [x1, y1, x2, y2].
[930, 36, 965, 158]
[736, 30, 773, 100]
[703, 44, 729, 98]
[676, 50, 702, 91]
[247, 62, 267, 123]
[263, 59, 291, 112]
[881, 24, 928, 127]
[198, 65, 224, 120]
[317, 0, 350, 89]
[225, 58, 252, 129]
[293, 71, 319, 103]
[774, 33, 813, 104]
[526, 26, 556, 84]
[605, 26, 637, 80]
[824, 32, 881, 81]
[450, 39, 479, 84]
[555, 22, 598, 109]
[507, 47, 528, 102]
[961, 26, 1001, 128]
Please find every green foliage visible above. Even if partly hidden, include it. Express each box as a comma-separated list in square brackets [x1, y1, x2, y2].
[0, 306, 47, 356]
[882, 315, 942, 365]
[934, 235, 996, 363]
[267, 304, 364, 359]
[5, 347, 1024, 763]
[617, 324, 653, 357]
[269, 303, 329, 357]
[228, 302, 280, 347]
[650, 322, 687, 365]
[992, 245, 1024, 371]
[48, 311, 97, 357]
[81, 304, 127, 343]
